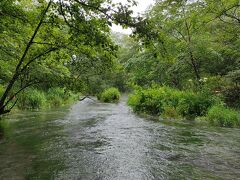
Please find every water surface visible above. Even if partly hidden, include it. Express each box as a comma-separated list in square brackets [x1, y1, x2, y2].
[0, 98, 239, 179]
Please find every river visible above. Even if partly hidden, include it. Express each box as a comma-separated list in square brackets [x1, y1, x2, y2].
[0, 98, 239, 179]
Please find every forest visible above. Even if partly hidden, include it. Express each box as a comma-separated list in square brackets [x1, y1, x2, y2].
[1, 0, 239, 127]
[0, 0, 134, 114]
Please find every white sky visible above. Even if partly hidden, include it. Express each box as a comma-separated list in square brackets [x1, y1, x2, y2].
[111, 0, 155, 34]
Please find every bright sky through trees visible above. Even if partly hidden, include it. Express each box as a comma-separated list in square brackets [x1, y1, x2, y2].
[111, 0, 155, 34]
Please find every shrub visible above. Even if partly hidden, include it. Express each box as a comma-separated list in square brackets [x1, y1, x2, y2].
[65, 90, 80, 102]
[162, 106, 180, 119]
[176, 92, 218, 119]
[201, 76, 228, 93]
[98, 87, 120, 103]
[128, 87, 182, 115]
[18, 89, 47, 109]
[207, 105, 240, 127]
[222, 87, 240, 108]
[128, 91, 143, 112]
[47, 88, 79, 107]
[128, 86, 221, 119]
[47, 87, 65, 107]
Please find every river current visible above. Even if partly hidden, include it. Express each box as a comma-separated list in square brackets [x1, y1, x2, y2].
[0, 98, 239, 179]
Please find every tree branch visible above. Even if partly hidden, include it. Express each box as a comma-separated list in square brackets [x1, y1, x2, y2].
[20, 47, 59, 73]
[7, 99, 18, 112]
[32, 41, 56, 46]
[3, 80, 45, 109]
[79, 96, 95, 101]
[0, 1, 52, 109]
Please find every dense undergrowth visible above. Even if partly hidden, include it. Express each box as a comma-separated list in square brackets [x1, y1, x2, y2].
[15, 88, 79, 110]
[98, 87, 120, 103]
[128, 86, 240, 128]
[207, 105, 240, 128]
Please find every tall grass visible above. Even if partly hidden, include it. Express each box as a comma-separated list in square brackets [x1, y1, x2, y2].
[47, 87, 65, 107]
[17, 88, 78, 110]
[207, 105, 240, 127]
[128, 86, 240, 127]
[128, 86, 218, 118]
[18, 89, 47, 110]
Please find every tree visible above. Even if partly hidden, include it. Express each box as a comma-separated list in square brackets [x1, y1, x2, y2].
[0, 0, 138, 115]
[127, 0, 239, 89]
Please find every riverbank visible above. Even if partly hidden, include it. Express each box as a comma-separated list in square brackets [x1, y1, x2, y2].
[128, 87, 240, 128]
[0, 88, 80, 116]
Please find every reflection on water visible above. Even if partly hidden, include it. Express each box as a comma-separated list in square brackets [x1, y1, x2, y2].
[0, 98, 240, 179]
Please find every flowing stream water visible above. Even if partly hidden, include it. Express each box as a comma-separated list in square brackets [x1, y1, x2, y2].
[0, 98, 240, 179]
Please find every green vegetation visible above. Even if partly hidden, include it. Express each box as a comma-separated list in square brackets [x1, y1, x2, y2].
[113, 0, 240, 128]
[46, 88, 78, 108]
[0, 0, 239, 128]
[47, 88, 66, 108]
[0, 0, 136, 115]
[0, 85, 4, 98]
[128, 87, 218, 117]
[128, 87, 239, 127]
[98, 88, 120, 103]
[207, 106, 240, 128]
[16, 88, 78, 110]
[17, 89, 47, 110]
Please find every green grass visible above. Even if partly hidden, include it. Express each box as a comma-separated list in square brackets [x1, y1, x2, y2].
[18, 89, 47, 110]
[17, 88, 79, 110]
[46, 87, 65, 107]
[98, 87, 120, 103]
[207, 105, 240, 127]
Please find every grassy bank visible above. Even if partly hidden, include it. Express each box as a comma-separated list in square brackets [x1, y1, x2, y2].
[206, 105, 240, 127]
[128, 86, 240, 128]
[15, 88, 79, 110]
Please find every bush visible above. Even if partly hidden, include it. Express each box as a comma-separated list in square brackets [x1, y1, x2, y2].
[176, 92, 219, 119]
[128, 87, 182, 115]
[201, 76, 228, 93]
[47, 88, 79, 107]
[222, 87, 240, 108]
[17, 88, 78, 110]
[98, 87, 120, 103]
[18, 89, 47, 109]
[47, 87, 66, 107]
[207, 105, 240, 127]
[162, 106, 180, 119]
[128, 86, 220, 119]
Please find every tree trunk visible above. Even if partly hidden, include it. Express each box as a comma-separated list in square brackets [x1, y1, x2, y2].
[0, 1, 52, 115]
[189, 48, 201, 82]
[184, 20, 201, 83]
